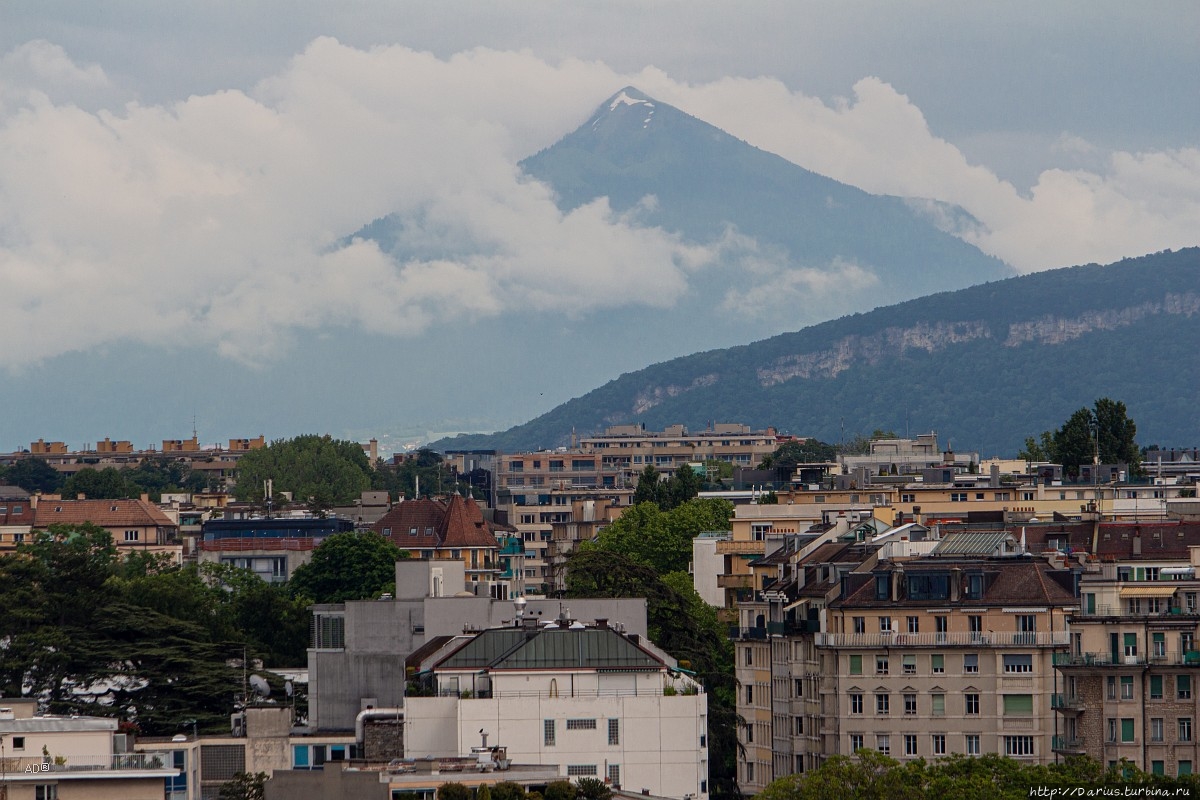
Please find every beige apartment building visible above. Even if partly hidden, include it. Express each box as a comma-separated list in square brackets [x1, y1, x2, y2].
[733, 531, 1078, 793]
[1054, 525, 1200, 777]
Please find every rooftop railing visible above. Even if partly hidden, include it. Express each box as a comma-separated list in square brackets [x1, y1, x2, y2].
[1, 752, 176, 775]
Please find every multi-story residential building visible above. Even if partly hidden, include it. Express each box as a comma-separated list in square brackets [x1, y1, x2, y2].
[373, 494, 513, 595]
[30, 497, 181, 558]
[405, 608, 708, 800]
[306, 558, 650, 732]
[0, 485, 35, 549]
[733, 528, 1079, 793]
[0, 698, 178, 800]
[580, 423, 781, 479]
[1053, 522, 1200, 777]
[544, 498, 627, 593]
[197, 514, 355, 582]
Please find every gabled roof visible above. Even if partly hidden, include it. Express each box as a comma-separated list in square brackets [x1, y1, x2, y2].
[372, 495, 501, 551]
[436, 626, 664, 672]
[33, 498, 176, 530]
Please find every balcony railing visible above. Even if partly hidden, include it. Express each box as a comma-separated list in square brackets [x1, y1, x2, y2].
[815, 631, 1069, 648]
[1074, 605, 1197, 618]
[1051, 735, 1085, 752]
[717, 574, 754, 589]
[1050, 693, 1084, 710]
[3, 752, 176, 775]
[1053, 652, 1149, 667]
[730, 626, 768, 641]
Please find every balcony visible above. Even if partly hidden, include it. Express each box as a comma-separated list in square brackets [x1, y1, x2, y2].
[730, 626, 768, 641]
[816, 631, 1069, 648]
[1050, 693, 1084, 711]
[716, 540, 766, 555]
[1051, 735, 1085, 754]
[3, 752, 177, 779]
[1053, 652, 1147, 667]
[718, 574, 754, 590]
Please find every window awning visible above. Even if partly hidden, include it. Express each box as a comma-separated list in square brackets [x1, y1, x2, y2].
[1119, 586, 1178, 598]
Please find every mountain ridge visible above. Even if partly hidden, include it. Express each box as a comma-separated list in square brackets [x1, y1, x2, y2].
[431, 248, 1200, 456]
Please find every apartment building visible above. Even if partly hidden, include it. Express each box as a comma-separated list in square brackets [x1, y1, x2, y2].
[580, 423, 780, 479]
[733, 528, 1079, 793]
[0, 699, 178, 800]
[1053, 523, 1200, 776]
[405, 610, 708, 800]
[198, 514, 355, 582]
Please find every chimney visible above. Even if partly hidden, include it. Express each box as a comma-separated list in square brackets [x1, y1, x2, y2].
[990, 464, 1000, 488]
[1133, 530, 1142, 556]
[891, 565, 903, 602]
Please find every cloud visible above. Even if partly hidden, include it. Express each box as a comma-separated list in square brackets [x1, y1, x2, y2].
[722, 256, 880, 319]
[644, 76, 1200, 271]
[0, 38, 1196, 371]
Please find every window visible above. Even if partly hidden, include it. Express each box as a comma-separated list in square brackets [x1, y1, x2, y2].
[794, 678, 803, 698]
[850, 734, 864, 751]
[608, 764, 621, 786]
[876, 693, 890, 715]
[312, 614, 345, 649]
[902, 655, 916, 674]
[1108, 718, 1117, 742]
[879, 616, 892, 633]
[567, 765, 598, 776]
[963, 654, 979, 674]
[1181, 761, 1193, 776]
[1180, 675, 1192, 700]
[745, 685, 754, 704]
[608, 718, 619, 745]
[1180, 718, 1193, 742]
[12, 736, 25, 750]
[907, 616, 920, 633]
[904, 694, 917, 715]
[849, 655, 862, 675]
[965, 734, 980, 755]
[935, 616, 948, 639]
[876, 734, 890, 755]
[566, 718, 596, 730]
[876, 656, 889, 675]
[1003, 694, 1033, 715]
[1124, 632, 1138, 658]
[745, 762, 754, 783]
[35, 787, 57, 800]
[1015, 615, 1036, 643]
[1107, 675, 1117, 700]
[1003, 654, 1033, 673]
[968, 613, 983, 634]
[124, 529, 139, 541]
[1121, 718, 1135, 742]
[932, 694, 945, 716]
[965, 694, 979, 715]
[744, 647, 753, 666]
[544, 719, 556, 746]
[904, 734, 918, 756]
[850, 693, 863, 714]
[1154, 632, 1166, 658]
[901, 493, 915, 503]
[907, 574, 949, 600]
[1121, 676, 1134, 700]
[951, 492, 967, 502]
[853, 617, 866, 634]
[1004, 736, 1034, 757]
[931, 654, 944, 674]
[932, 734, 946, 755]
[745, 723, 753, 744]
[1151, 675, 1163, 699]
[1152, 718, 1164, 742]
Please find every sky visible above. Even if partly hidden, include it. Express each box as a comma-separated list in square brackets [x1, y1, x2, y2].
[1, 2, 1198, 448]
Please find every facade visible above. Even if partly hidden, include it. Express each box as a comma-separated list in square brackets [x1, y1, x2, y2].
[406, 612, 708, 800]
[0, 485, 35, 549]
[198, 515, 355, 582]
[1053, 523, 1200, 776]
[30, 497, 180, 558]
[307, 559, 649, 732]
[0, 699, 178, 800]
[733, 528, 1080, 793]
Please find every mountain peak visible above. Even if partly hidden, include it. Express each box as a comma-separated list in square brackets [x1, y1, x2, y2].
[591, 86, 659, 131]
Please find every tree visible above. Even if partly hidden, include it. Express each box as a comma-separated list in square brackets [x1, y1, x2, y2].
[437, 784, 471, 800]
[632, 464, 662, 506]
[1028, 398, 1142, 478]
[234, 434, 372, 505]
[219, 771, 268, 800]
[0, 458, 64, 493]
[760, 439, 837, 470]
[476, 785, 493, 800]
[1093, 397, 1140, 473]
[62, 467, 139, 500]
[288, 531, 408, 603]
[573, 777, 612, 800]
[490, 782, 527, 800]
[590, 498, 732, 575]
[543, 781, 575, 800]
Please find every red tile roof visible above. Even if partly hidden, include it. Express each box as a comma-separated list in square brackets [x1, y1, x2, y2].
[33, 498, 177, 531]
[372, 495, 501, 551]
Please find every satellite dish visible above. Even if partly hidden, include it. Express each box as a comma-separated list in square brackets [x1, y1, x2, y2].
[249, 674, 271, 698]
[285, 680, 294, 698]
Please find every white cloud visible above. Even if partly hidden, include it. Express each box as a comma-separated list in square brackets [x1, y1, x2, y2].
[0, 38, 1196, 371]
[722, 256, 880, 319]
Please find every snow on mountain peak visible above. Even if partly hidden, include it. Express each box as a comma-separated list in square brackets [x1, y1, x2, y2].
[609, 89, 655, 112]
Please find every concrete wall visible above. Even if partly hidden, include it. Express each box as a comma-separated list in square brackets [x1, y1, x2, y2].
[266, 764, 388, 800]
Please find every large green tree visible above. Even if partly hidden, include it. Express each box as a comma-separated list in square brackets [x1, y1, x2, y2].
[588, 498, 732, 575]
[759, 438, 837, 470]
[0, 458, 64, 493]
[1023, 398, 1141, 477]
[234, 435, 372, 505]
[288, 531, 409, 604]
